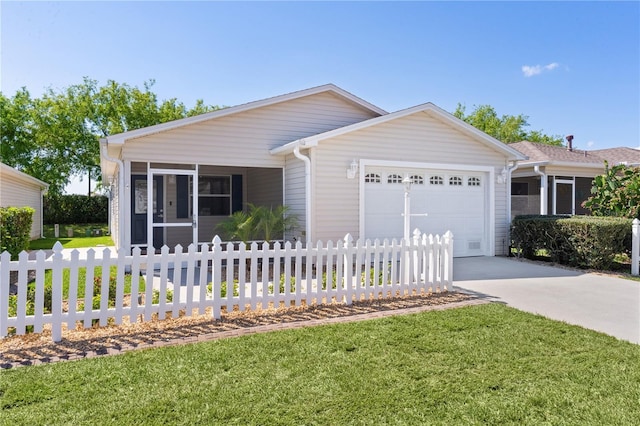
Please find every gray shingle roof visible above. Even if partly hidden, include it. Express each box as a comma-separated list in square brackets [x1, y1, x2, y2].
[510, 141, 640, 166]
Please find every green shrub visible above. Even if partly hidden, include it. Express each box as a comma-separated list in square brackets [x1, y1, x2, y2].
[0, 206, 34, 259]
[511, 215, 631, 270]
[215, 204, 298, 243]
[44, 194, 107, 225]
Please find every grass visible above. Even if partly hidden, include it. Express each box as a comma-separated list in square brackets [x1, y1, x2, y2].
[29, 223, 113, 250]
[1, 303, 639, 425]
[43, 266, 139, 299]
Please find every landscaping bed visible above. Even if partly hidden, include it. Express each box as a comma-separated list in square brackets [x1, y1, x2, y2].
[1, 291, 474, 369]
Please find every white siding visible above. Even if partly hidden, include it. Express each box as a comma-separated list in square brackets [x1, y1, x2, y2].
[311, 111, 510, 254]
[122, 92, 378, 168]
[284, 153, 306, 242]
[246, 168, 283, 207]
[0, 170, 45, 240]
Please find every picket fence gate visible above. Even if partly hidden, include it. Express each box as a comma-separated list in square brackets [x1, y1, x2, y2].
[1, 229, 453, 342]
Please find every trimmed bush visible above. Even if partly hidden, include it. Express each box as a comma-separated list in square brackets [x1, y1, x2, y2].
[44, 194, 107, 225]
[511, 215, 631, 270]
[0, 206, 34, 259]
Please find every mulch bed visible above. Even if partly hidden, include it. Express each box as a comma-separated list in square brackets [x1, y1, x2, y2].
[0, 291, 482, 370]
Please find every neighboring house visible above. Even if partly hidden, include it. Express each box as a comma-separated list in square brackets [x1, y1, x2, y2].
[510, 141, 640, 218]
[0, 162, 49, 240]
[100, 84, 525, 257]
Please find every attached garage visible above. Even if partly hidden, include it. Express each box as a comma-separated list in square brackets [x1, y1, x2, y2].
[272, 99, 525, 257]
[362, 164, 492, 257]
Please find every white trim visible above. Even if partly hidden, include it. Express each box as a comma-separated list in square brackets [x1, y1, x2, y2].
[271, 103, 526, 161]
[104, 84, 386, 147]
[358, 159, 495, 256]
[0, 162, 49, 189]
[553, 176, 575, 215]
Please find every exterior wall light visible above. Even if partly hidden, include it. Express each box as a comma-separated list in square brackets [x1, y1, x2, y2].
[497, 167, 508, 184]
[346, 159, 358, 179]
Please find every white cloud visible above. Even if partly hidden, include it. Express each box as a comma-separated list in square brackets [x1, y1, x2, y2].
[522, 62, 560, 77]
[587, 141, 595, 148]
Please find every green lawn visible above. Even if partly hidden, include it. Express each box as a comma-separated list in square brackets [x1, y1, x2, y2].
[29, 223, 113, 250]
[1, 304, 638, 425]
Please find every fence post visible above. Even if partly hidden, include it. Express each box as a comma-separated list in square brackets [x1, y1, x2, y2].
[632, 219, 639, 276]
[344, 233, 354, 305]
[211, 236, 222, 319]
[51, 241, 64, 342]
[443, 231, 454, 292]
[0, 250, 10, 339]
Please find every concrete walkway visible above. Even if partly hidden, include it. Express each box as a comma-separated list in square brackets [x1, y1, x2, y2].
[454, 257, 640, 344]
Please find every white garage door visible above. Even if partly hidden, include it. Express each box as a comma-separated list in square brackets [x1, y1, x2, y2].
[364, 166, 488, 257]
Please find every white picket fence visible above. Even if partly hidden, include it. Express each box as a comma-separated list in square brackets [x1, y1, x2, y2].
[0, 230, 453, 342]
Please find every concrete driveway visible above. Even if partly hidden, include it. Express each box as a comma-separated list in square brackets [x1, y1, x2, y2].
[453, 257, 640, 344]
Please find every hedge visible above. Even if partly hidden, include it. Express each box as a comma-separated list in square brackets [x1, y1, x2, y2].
[44, 194, 108, 225]
[0, 207, 34, 260]
[511, 215, 632, 270]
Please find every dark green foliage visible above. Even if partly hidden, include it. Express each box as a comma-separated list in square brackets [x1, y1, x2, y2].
[216, 203, 298, 243]
[453, 103, 563, 145]
[583, 162, 640, 219]
[0, 207, 34, 259]
[511, 215, 631, 269]
[43, 194, 107, 224]
[1, 79, 221, 195]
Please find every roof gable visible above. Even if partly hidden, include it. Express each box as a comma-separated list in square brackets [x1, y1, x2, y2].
[0, 162, 49, 188]
[271, 102, 526, 161]
[104, 84, 387, 145]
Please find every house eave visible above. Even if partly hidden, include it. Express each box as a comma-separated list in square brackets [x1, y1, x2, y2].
[272, 103, 527, 161]
[0, 162, 49, 189]
[105, 84, 387, 146]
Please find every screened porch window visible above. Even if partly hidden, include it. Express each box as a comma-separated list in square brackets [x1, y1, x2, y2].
[197, 176, 231, 216]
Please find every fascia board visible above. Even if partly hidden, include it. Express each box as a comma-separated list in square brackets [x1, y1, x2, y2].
[273, 103, 528, 161]
[0, 162, 49, 188]
[106, 84, 386, 145]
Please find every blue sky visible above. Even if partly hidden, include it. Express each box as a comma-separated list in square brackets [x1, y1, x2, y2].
[1, 1, 639, 193]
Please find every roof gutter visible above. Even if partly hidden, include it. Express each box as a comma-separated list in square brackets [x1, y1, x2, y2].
[100, 139, 125, 249]
[293, 144, 312, 244]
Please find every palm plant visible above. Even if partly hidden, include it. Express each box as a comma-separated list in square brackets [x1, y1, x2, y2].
[214, 210, 254, 243]
[215, 204, 298, 243]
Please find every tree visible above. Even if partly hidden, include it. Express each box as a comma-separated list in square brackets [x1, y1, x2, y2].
[0, 78, 222, 195]
[583, 162, 640, 219]
[453, 104, 563, 145]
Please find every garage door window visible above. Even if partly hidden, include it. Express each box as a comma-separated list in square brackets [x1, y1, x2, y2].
[365, 173, 381, 183]
[449, 176, 463, 186]
[468, 177, 481, 187]
[429, 176, 444, 185]
[387, 174, 403, 184]
[411, 175, 424, 184]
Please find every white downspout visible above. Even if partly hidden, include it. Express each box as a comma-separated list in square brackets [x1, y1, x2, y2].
[506, 161, 519, 224]
[293, 145, 311, 244]
[533, 165, 548, 215]
[100, 140, 124, 250]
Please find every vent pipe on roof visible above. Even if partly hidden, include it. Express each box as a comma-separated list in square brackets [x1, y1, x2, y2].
[566, 134, 574, 151]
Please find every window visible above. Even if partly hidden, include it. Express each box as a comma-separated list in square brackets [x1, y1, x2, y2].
[197, 176, 231, 216]
[429, 175, 444, 185]
[468, 177, 481, 187]
[410, 175, 424, 185]
[449, 176, 463, 186]
[387, 174, 403, 184]
[365, 173, 381, 183]
[511, 182, 529, 196]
